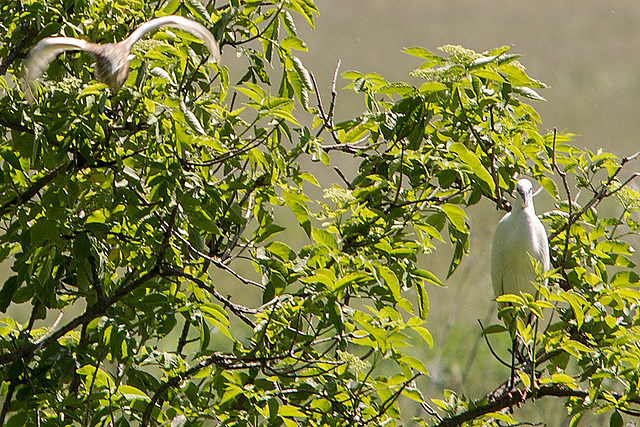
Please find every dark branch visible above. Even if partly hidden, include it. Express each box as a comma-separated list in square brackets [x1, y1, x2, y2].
[0, 163, 69, 218]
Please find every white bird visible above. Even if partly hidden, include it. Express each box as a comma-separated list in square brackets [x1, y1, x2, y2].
[491, 178, 550, 390]
[491, 178, 550, 309]
[24, 15, 221, 102]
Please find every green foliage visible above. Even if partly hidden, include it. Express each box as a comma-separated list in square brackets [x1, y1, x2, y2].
[0, 1, 639, 426]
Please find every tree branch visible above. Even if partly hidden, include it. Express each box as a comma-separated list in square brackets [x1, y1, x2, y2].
[435, 383, 640, 427]
[0, 163, 69, 218]
[0, 267, 160, 366]
[549, 150, 640, 241]
[551, 128, 573, 289]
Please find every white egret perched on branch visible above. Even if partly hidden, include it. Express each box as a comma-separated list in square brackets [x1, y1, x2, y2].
[24, 15, 221, 102]
[491, 178, 550, 388]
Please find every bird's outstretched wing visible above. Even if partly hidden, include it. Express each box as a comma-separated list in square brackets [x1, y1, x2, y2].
[124, 15, 220, 63]
[24, 37, 91, 103]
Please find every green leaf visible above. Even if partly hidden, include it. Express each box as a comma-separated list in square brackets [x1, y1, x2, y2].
[482, 324, 507, 334]
[79, 83, 108, 97]
[266, 241, 296, 261]
[180, 101, 206, 135]
[413, 269, 444, 287]
[0, 148, 22, 171]
[403, 47, 443, 64]
[5, 412, 28, 427]
[399, 354, 428, 374]
[0, 277, 20, 313]
[312, 228, 337, 248]
[162, 0, 181, 14]
[376, 264, 400, 301]
[496, 294, 525, 304]
[119, 385, 150, 401]
[283, 192, 311, 237]
[184, 0, 213, 24]
[569, 413, 583, 427]
[281, 36, 307, 52]
[449, 143, 495, 195]
[441, 204, 468, 232]
[538, 175, 559, 199]
[413, 326, 433, 347]
[609, 411, 623, 427]
[279, 405, 305, 418]
[551, 373, 576, 385]
[415, 281, 429, 319]
[512, 86, 546, 101]
[281, 10, 297, 36]
[419, 81, 447, 92]
[470, 69, 506, 82]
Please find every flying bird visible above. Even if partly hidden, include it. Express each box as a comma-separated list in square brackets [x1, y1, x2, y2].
[24, 15, 221, 102]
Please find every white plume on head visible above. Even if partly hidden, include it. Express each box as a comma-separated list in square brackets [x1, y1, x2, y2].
[24, 15, 221, 103]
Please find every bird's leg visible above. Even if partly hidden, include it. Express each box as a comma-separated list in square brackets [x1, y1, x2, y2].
[508, 336, 517, 391]
[529, 316, 540, 390]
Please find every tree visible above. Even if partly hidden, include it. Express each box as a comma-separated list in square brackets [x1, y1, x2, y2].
[0, 0, 639, 426]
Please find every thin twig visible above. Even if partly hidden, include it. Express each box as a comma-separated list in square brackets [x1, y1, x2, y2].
[161, 265, 257, 327]
[180, 119, 282, 167]
[310, 61, 342, 143]
[392, 140, 405, 206]
[333, 166, 353, 189]
[327, 60, 341, 125]
[549, 150, 640, 241]
[391, 185, 471, 208]
[161, 217, 265, 289]
[176, 316, 191, 355]
[364, 372, 422, 425]
[88, 254, 105, 303]
[551, 129, 572, 288]
[478, 319, 511, 368]
[33, 311, 64, 346]
[436, 382, 640, 427]
[0, 22, 34, 76]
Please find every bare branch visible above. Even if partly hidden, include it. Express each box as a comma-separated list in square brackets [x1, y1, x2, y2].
[310, 61, 342, 143]
[549, 149, 640, 241]
[551, 129, 573, 289]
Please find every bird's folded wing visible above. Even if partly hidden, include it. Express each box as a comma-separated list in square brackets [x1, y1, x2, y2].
[124, 15, 220, 63]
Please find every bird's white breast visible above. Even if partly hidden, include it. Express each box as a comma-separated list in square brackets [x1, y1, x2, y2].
[491, 207, 548, 300]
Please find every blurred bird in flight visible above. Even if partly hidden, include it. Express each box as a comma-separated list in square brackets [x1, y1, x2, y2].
[24, 15, 220, 102]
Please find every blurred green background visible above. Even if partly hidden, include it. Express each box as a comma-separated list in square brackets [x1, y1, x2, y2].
[294, 2, 640, 425]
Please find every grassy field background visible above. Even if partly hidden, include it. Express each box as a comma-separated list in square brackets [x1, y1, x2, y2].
[294, 2, 640, 425]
